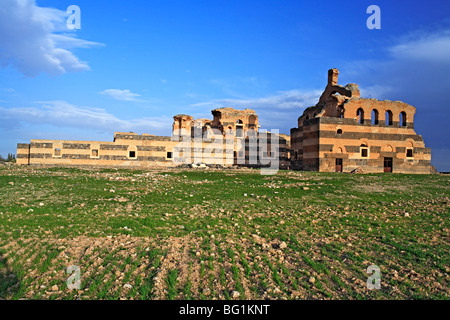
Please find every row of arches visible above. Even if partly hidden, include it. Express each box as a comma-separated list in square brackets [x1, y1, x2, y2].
[356, 109, 408, 126]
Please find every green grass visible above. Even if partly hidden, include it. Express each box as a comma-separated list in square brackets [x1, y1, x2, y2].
[166, 269, 179, 300]
[0, 166, 448, 300]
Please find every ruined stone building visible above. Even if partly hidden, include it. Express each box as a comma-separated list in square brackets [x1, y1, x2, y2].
[16, 68, 432, 173]
[290, 69, 432, 173]
[16, 107, 290, 170]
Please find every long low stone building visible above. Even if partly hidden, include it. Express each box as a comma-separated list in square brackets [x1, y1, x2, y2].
[16, 133, 177, 168]
[16, 108, 290, 170]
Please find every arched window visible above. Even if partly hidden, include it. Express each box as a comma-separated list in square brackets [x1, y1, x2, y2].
[371, 109, 379, 125]
[385, 110, 393, 126]
[337, 129, 343, 135]
[236, 119, 244, 138]
[399, 111, 407, 127]
[357, 108, 364, 124]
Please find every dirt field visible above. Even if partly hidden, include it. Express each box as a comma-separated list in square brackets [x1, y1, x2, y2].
[0, 165, 448, 300]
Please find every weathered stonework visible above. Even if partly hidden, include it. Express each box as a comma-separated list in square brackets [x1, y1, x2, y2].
[290, 69, 432, 174]
[16, 107, 289, 169]
[16, 69, 432, 173]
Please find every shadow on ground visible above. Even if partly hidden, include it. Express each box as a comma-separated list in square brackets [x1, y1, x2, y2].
[0, 253, 21, 299]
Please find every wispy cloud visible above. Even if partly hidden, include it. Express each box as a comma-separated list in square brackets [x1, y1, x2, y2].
[99, 89, 147, 102]
[388, 30, 450, 64]
[0, 0, 102, 76]
[190, 90, 320, 110]
[345, 28, 450, 101]
[209, 76, 270, 99]
[0, 101, 172, 135]
[189, 89, 322, 133]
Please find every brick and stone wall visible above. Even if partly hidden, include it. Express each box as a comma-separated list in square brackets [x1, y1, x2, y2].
[290, 68, 432, 174]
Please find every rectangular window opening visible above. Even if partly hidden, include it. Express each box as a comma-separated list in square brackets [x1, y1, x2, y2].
[406, 149, 413, 158]
[361, 148, 368, 158]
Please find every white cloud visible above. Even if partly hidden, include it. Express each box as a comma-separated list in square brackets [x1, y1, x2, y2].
[99, 89, 147, 102]
[359, 85, 393, 99]
[389, 30, 450, 64]
[0, 101, 171, 134]
[189, 89, 322, 133]
[190, 90, 321, 110]
[0, 0, 102, 76]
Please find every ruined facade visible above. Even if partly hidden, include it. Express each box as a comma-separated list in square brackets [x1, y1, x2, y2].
[16, 107, 290, 170]
[16, 68, 432, 173]
[290, 69, 432, 173]
[173, 107, 259, 138]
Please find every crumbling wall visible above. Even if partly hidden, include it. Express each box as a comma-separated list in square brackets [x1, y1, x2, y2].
[290, 68, 432, 174]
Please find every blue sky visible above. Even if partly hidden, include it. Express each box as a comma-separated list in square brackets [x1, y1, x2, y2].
[1, 0, 450, 171]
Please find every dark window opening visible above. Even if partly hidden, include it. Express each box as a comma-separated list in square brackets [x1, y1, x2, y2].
[357, 108, 364, 124]
[129, 151, 136, 158]
[400, 111, 407, 127]
[337, 129, 343, 135]
[361, 148, 368, 158]
[167, 152, 172, 159]
[371, 109, 379, 125]
[384, 157, 393, 173]
[385, 110, 393, 126]
[406, 149, 413, 158]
